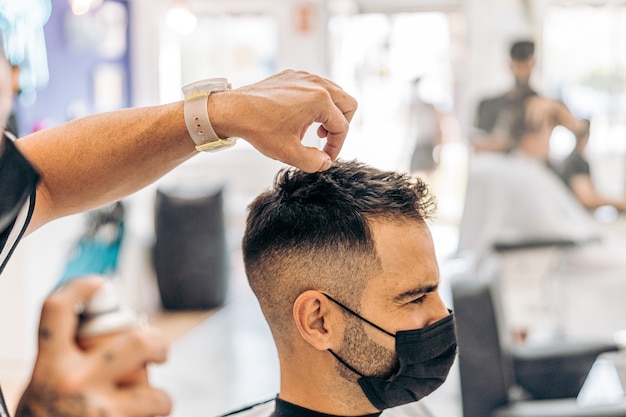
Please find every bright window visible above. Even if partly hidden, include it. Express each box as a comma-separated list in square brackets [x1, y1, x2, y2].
[544, 4, 626, 155]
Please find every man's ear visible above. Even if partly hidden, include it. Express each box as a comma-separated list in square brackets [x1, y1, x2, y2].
[293, 290, 342, 351]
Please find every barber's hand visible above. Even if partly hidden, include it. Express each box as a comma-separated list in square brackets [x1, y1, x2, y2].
[15, 277, 171, 417]
[210, 69, 358, 173]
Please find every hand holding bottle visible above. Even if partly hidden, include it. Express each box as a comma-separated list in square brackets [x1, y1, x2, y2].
[15, 277, 171, 417]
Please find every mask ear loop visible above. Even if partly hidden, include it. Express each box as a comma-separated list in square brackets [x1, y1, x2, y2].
[328, 349, 366, 378]
[324, 293, 397, 379]
[323, 293, 395, 337]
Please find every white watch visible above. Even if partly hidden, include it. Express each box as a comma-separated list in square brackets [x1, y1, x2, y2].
[182, 78, 238, 152]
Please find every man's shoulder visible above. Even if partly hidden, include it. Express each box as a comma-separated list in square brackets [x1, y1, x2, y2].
[220, 399, 275, 417]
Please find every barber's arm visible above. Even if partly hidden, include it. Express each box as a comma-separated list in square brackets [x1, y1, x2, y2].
[524, 95, 587, 134]
[15, 277, 170, 417]
[15, 70, 357, 234]
[569, 174, 626, 212]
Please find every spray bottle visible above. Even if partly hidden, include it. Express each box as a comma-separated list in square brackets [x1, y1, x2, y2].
[77, 281, 147, 384]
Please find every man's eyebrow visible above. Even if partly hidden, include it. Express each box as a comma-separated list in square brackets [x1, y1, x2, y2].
[393, 284, 439, 303]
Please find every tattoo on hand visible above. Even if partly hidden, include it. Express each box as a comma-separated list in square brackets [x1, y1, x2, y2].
[15, 387, 104, 417]
[38, 328, 51, 341]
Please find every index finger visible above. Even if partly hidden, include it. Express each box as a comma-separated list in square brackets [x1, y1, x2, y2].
[37, 276, 105, 358]
[318, 90, 358, 161]
[322, 77, 358, 122]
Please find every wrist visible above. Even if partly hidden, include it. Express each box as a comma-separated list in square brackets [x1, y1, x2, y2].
[205, 90, 231, 141]
[182, 78, 238, 152]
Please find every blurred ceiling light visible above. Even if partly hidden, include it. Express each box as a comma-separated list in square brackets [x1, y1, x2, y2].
[0, 0, 52, 90]
[69, 0, 103, 16]
[166, 1, 197, 35]
[328, 0, 359, 15]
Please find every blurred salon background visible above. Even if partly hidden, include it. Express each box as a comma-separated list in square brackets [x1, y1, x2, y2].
[2, 0, 626, 416]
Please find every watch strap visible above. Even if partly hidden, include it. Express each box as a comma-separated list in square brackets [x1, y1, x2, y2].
[183, 93, 222, 149]
[182, 78, 238, 152]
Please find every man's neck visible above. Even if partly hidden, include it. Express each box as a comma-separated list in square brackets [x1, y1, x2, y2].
[507, 81, 534, 99]
[279, 356, 379, 416]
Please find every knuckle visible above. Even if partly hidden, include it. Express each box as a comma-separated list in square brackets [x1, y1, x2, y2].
[152, 389, 173, 415]
[312, 88, 331, 103]
[54, 371, 87, 394]
[40, 295, 64, 317]
[128, 327, 168, 358]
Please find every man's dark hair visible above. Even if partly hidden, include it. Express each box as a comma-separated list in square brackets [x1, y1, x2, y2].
[242, 160, 436, 340]
[510, 40, 535, 61]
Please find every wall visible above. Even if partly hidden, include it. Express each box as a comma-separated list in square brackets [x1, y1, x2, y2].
[15, 0, 131, 135]
[129, 0, 329, 108]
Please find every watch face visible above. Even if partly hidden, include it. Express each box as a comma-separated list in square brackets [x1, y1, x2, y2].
[182, 78, 229, 97]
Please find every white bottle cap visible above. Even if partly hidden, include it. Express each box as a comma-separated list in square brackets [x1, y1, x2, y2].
[84, 280, 120, 315]
[78, 281, 139, 338]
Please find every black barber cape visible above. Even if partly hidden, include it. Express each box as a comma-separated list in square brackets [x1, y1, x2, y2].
[0, 133, 39, 417]
[221, 396, 434, 417]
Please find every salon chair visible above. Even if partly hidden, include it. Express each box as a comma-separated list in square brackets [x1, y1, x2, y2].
[457, 152, 626, 342]
[451, 275, 626, 417]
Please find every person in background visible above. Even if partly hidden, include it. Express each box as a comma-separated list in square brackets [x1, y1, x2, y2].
[471, 40, 538, 153]
[472, 39, 587, 156]
[506, 94, 587, 176]
[559, 119, 626, 212]
[0, 18, 358, 417]
[406, 77, 443, 178]
[228, 160, 456, 417]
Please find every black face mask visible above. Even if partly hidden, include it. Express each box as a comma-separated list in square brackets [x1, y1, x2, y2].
[325, 294, 457, 411]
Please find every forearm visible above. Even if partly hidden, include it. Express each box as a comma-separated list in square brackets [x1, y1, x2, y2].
[470, 132, 511, 153]
[16, 101, 196, 232]
[555, 102, 587, 134]
[570, 176, 623, 211]
[13, 70, 357, 233]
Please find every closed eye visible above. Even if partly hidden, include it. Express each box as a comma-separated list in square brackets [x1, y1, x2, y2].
[410, 293, 427, 305]
[394, 284, 438, 305]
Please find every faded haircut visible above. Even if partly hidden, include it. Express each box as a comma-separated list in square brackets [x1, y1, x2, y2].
[242, 160, 436, 341]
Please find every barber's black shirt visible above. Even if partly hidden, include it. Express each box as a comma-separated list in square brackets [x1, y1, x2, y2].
[0, 133, 39, 417]
[560, 151, 590, 189]
[0, 133, 38, 274]
[476, 86, 538, 133]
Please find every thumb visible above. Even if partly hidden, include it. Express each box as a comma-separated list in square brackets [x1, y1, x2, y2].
[288, 146, 332, 173]
[38, 276, 105, 357]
